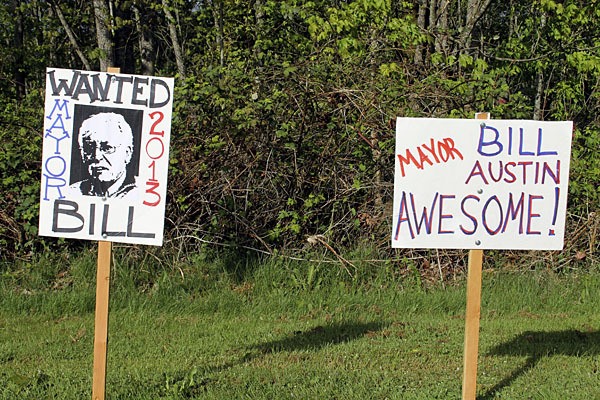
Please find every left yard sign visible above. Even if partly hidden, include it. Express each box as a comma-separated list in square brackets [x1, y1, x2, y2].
[39, 68, 174, 246]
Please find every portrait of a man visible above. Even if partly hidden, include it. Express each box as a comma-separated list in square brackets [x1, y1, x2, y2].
[69, 106, 142, 199]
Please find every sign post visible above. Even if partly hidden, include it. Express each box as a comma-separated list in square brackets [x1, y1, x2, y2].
[391, 114, 573, 398]
[462, 247, 483, 399]
[38, 66, 174, 399]
[461, 112, 489, 400]
[90, 66, 120, 400]
[92, 239, 112, 400]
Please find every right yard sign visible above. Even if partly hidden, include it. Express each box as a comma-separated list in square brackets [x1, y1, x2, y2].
[392, 118, 573, 250]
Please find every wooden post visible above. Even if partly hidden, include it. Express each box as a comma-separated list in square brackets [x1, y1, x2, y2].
[91, 66, 120, 400]
[92, 240, 112, 400]
[461, 112, 489, 400]
[462, 248, 483, 399]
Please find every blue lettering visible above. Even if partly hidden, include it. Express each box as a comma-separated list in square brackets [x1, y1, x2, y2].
[46, 99, 71, 120]
[477, 125, 502, 156]
[537, 128, 558, 156]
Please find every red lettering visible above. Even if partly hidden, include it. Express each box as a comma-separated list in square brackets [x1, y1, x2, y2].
[397, 150, 421, 177]
[397, 137, 463, 177]
[143, 180, 161, 207]
[143, 111, 166, 207]
[421, 138, 440, 163]
[441, 138, 463, 160]
[149, 111, 165, 136]
[146, 137, 165, 159]
[416, 146, 434, 168]
[465, 160, 489, 185]
[149, 160, 157, 181]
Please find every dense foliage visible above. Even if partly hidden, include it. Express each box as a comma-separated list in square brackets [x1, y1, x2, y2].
[1, 0, 599, 270]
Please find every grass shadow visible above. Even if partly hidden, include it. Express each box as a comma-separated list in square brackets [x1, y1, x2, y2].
[481, 329, 600, 399]
[248, 321, 388, 356]
[163, 321, 388, 396]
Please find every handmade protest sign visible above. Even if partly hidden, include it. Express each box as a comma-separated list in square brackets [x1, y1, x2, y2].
[39, 68, 174, 246]
[392, 118, 573, 250]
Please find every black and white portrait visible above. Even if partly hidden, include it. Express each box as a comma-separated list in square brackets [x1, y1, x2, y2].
[69, 105, 143, 199]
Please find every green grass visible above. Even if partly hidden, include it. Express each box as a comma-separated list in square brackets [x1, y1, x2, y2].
[1, 252, 600, 399]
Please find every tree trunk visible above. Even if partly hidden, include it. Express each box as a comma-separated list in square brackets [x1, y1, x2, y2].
[133, 3, 155, 76]
[50, 1, 92, 70]
[162, 0, 186, 78]
[13, 0, 26, 99]
[533, 13, 547, 121]
[92, 0, 114, 71]
[254, 0, 264, 86]
[435, 0, 449, 55]
[208, 0, 225, 68]
[458, 0, 492, 53]
[533, 70, 545, 121]
[428, 0, 438, 39]
[113, 4, 135, 73]
[414, 0, 427, 66]
[254, 0, 264, 64]
[371, 131, 383, 210]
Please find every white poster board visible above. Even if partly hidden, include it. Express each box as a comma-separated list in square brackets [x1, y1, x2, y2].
[392, 117, 573, 250]
[39, 68, 174, 246]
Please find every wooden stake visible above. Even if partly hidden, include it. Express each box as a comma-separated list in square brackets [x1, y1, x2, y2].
[461, 112, 489, 400]
[92, 240, 112, 400]
[462, 248, 483, 399]
[92, 66, 120, 400]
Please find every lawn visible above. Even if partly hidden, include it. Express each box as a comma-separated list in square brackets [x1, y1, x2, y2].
[1, 254, 600, 399]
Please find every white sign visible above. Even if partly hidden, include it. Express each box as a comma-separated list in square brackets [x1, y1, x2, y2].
[392, 117, 573, 250]
[39, 68, 174, 246]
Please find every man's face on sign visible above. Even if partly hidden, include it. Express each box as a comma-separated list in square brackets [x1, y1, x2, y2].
[79, 113, 133, 184]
